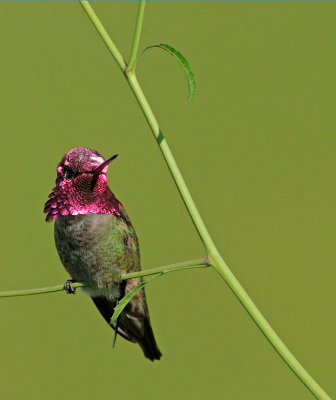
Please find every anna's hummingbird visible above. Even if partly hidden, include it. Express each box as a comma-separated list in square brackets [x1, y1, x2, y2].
[43, 147, 161, 361]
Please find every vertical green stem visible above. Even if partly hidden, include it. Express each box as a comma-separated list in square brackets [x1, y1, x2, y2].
[128, 0, 146, 71]
[79, 2, 331, 399]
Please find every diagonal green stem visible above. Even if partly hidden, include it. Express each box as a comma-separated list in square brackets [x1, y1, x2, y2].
[128, 0, 145, 71]
[79, 1, 126, 72]
[78, 2, 331, 399]
[125, 72, 331, 400]
[126, 72, 209, 253]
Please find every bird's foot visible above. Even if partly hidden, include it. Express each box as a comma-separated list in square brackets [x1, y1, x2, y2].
[64, 279, 76, 294]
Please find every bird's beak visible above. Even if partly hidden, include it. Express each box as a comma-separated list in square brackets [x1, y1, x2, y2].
[90, 154, 118, 191]
[92, 154, 118, 176]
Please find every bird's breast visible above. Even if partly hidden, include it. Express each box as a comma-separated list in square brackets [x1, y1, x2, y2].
[54, 213, 139, 296]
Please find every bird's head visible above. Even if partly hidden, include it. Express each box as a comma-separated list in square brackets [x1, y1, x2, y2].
[44, 147, 121, 221]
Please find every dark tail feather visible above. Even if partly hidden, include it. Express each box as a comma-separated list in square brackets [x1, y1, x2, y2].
[91, 294, 162, 361]
[137, 317, 162, 361]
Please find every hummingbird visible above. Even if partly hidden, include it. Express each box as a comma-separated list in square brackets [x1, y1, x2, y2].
[43, 147, 161, 361]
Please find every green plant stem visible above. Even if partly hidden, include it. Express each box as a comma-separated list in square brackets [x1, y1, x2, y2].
[78, 2, 332, 399]
[79, 1, 126, 72]
[0, 283, 85, 298]
[121, 257, 209, 280]
[126, 72, 209, 252]
[128, 0, 145, 71]
[126, 72, 330, 400]
[0, 258, 208, 298]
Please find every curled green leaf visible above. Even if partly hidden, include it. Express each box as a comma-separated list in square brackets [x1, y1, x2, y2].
[110, 274, 161, 325]
[138, 43, 196, 102]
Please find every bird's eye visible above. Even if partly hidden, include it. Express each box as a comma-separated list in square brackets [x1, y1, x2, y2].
[63, 167, 78, 180]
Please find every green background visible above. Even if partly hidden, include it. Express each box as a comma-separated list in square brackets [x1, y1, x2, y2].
[0, 1, 335, 399]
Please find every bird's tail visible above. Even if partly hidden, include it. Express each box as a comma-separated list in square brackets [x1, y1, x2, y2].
[136, 315, 162, 361]
[91, 278, 161, 361]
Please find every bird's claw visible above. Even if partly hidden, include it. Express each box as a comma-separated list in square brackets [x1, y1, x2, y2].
[64, 279, 76, 294]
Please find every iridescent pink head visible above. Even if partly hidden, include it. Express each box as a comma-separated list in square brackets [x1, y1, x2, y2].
[44, 147, 123, 221]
